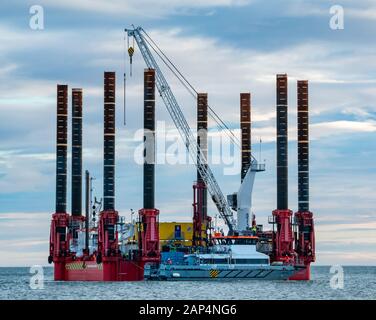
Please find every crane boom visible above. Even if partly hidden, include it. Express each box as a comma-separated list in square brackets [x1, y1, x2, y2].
[126, 26, 236, 233]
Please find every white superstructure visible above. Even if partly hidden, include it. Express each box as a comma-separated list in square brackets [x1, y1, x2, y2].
[185, 236, 270, 267]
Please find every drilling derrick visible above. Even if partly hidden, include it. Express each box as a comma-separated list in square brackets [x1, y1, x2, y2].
[238, 92, 252, 231]
[138, 69, 160, 265]
[193, 93, 210, 247]
[97, 72, 120, 281]
[49, 84, 70, 280]
[292, 80, 315, 280]
[70, 88, 84, 249]
[240, 93, 251, 183]
[271, 74, 294, 264]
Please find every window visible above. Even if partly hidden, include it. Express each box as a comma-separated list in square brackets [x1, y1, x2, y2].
[199, 258, 269, 265]
[232, 259, 269, 264]
[200, 258, 228, 264]
[214, 238, 258, 245]
[174, 225, 182, 239]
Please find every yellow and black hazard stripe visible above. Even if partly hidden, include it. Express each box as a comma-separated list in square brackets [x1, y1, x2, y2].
[209, 269, 220, 278]
[66, 262, 86, 270]
[66, 261, 103, 271]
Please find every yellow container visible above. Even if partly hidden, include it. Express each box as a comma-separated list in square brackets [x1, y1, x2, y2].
[159, 222, 193, 247]
[127, 221, 196, 247]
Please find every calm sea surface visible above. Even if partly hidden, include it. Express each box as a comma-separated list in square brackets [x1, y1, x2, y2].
[0, 266, 375, 300]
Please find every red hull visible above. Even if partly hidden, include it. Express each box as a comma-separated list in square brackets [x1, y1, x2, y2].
[289, 265, 311, 280]
[54, 260, 144, 281]
[65, 261, 104, 281]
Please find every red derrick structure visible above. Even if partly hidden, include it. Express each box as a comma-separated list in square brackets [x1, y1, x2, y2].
[138, 69, 160, 265]
[193, 93, 210, 247]
[269, 75, 315, 280]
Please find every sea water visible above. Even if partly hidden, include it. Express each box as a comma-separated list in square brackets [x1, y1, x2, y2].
[0, 266, 375, 300]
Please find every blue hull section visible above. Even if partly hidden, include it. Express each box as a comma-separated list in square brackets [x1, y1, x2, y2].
[145, 264, 303, 281]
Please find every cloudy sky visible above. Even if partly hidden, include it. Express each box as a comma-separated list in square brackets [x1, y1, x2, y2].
[0, 0, 375, 266]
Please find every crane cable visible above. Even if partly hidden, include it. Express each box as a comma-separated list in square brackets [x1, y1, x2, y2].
[141, 28, 241, 147]
[123, 33, 127, 126]
[140, 28, 242, 149]
[124, 33, 136, 126]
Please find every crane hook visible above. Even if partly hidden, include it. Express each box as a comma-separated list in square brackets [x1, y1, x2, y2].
[128, 47, 134, 77]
